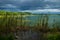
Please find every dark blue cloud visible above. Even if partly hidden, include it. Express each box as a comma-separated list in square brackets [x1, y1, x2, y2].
[0, 0, 60, 11]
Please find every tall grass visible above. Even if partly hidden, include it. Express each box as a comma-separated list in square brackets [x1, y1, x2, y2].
[47, 33, 60, 40]
[0, 33, 14, 40]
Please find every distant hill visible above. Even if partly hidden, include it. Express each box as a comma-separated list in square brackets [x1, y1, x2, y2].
[0, 10, 32, 15]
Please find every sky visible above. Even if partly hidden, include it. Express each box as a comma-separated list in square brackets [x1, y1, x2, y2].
[0, 0, 60, 13]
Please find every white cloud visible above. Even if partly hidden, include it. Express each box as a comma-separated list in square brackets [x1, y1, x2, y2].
[11, 0, 32, 3]
[22, 9, 60, 13]
[0, 4, 17, 8]
[44, 4, 51, 8]
[44, 0, 60, 2]
[37, 9, 60, 12]
[5, 4, 17, 8]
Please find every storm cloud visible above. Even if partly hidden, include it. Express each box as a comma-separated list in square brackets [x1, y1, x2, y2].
[0, 0, 60, 12]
